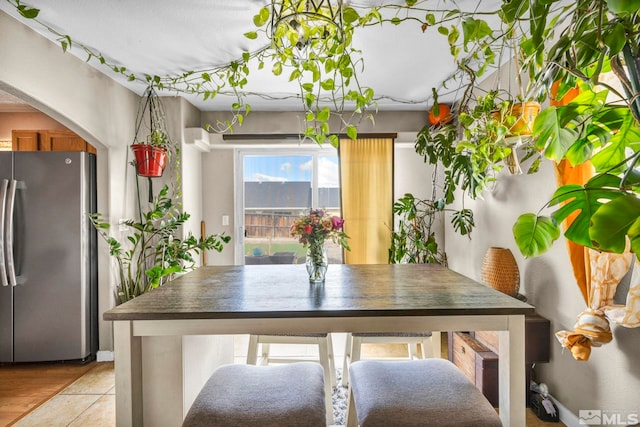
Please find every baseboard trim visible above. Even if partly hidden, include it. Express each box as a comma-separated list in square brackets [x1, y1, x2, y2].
[551, 393, 580, 427]
[96, 350, 114, 362]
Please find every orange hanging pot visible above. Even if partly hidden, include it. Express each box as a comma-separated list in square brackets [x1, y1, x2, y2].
[131, 144, 167, 177]
[428, 103, 453, 126]
[508, 101, 541, 136]
[492, 101, 541, 137]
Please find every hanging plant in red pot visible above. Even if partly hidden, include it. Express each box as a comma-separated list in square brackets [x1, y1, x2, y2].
[131, 85, 172, 178]
[131, 130, 168, 177]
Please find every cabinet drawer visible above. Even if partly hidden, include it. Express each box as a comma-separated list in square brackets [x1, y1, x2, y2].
[449, 332, 499, 407]
[451, 331, 479, 381]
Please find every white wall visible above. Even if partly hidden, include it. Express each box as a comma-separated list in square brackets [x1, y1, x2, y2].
[179, 99, 206, 250]
[201, 149, 236, 265]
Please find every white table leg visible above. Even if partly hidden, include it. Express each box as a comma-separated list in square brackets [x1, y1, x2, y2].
[499, 315, 526, 427]
[431, 331, 442, 358]
[114, 321, 143, 427]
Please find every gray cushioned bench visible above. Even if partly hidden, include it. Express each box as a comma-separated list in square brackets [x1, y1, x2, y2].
[182, 362, 326, 427]
[347, 358, 502, 427]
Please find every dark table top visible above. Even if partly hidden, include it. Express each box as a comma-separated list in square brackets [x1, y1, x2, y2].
[103, 264, 534, 321]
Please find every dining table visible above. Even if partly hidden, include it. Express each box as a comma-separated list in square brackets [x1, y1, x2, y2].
[104, 263, 535, 427]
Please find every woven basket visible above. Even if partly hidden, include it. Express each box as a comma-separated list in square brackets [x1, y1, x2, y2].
[481, 247, 520, 297]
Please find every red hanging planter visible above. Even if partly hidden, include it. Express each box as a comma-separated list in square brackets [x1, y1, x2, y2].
[131, 144, 167, 177]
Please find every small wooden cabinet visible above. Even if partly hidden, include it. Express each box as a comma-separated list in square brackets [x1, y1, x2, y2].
[449, 331, 499, 406]
[12, 130, 96, 153]
[448, 314, 551, 407]
[11, 130, 39, 151]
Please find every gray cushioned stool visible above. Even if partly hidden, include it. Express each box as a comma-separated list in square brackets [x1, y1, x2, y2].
[341, 331, 438, 386]
[183, 362, 326, 427]
[347, 358, 502, 427]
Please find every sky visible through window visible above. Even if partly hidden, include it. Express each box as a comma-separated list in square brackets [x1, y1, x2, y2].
[243, 155, 339, 187]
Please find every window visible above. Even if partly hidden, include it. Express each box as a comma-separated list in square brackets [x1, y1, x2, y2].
[236, 148, 342, 265]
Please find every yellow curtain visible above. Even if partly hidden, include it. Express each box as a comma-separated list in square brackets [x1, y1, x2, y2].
[339, 137, 393, 264]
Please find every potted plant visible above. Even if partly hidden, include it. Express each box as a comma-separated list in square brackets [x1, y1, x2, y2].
[496, 1, 640, 261]
[415, 91, 528, 214]
[388, 193, 451, 265]
[130, 85, 173, 178]
[90, 185, 230, 304]
[130, 129, 169, 178]
[412, 0, 639, 261]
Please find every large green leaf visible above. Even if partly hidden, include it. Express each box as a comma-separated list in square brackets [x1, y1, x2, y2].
[590, 194, 640, 253]
[605, 22, 626, 55]
[565, 138, 594, 166]
[592, 130, 640, 173]
[533, 106, 579, 161]
[592, 114, 640, 173]
[461, 17, 493, 48]
[606, 0, 640, 14]
[569, 88, 608, 111]
[499, 0, 529, 22]
[513, 213, 561, 258]
[549, 174, 624, 247]
[529, 0, 550, 47]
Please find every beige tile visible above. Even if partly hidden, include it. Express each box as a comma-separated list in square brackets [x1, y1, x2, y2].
[13, 394, 100, 427]
[106, 385, 115, 395]
[62, 363, 114, 395]
[68, 395, 115, 427]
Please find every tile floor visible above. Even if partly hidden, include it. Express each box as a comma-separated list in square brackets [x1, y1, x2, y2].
[12, 362, 115, 427]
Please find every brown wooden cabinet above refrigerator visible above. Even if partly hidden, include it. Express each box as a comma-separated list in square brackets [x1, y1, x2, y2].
[12, 130, 96, 153]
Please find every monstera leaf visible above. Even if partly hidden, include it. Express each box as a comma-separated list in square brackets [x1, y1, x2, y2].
[534, 89, 609, 162]
[513, 213, 561, 258]
[590, 194, 640, 258]
[533, 106, 580, 161]
[549, 174, 624, 247]
[513, 174, 629, 258]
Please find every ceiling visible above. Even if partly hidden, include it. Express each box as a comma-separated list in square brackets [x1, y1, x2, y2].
[0, 0, 501, 113]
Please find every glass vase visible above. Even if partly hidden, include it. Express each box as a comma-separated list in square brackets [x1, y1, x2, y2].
[306, 243, 328, 284]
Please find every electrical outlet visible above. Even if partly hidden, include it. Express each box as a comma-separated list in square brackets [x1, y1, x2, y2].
[222, 215, 229, 226]
[118, 219, 129, 232]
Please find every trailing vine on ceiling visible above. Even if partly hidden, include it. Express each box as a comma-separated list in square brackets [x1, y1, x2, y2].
[6, 0, 510, 145]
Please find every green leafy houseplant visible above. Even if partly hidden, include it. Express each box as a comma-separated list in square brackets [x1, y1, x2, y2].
[90, 185, 230, 304]
[129, 84, 176, 178]
[504, 1, 640, 261]
[419, 0, 640, 262]
[389, 193, 450, 265]
[414, 91, 530, 237]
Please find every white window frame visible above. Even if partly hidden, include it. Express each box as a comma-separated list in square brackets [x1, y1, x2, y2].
[234, 145, 339, 265]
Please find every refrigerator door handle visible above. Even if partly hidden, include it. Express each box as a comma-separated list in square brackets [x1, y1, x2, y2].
[0, 179, 8, 286]
[5, 179, 17, 287]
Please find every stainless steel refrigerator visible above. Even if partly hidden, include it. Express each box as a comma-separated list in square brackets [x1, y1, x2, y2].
[0, 151, 98, 362]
